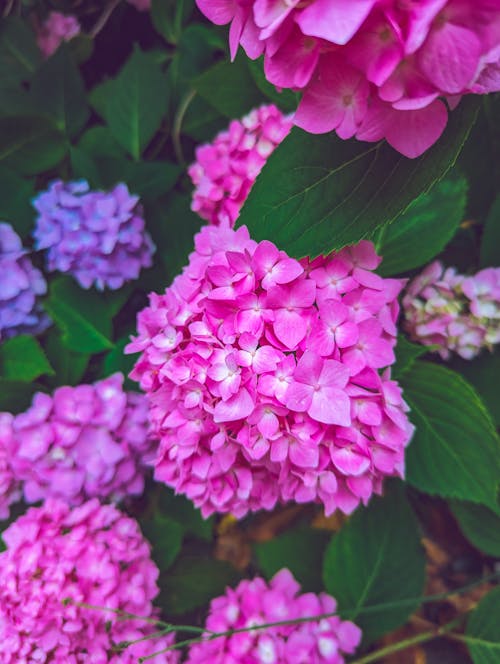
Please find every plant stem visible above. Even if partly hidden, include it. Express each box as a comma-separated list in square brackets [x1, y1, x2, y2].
[89, 0, 121, 39]
[172, 89, 197, 166]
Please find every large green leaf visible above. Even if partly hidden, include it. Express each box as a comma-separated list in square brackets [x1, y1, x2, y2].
[256, 526, 329, 593]
[451, 501, 500, 557]
[466, 587, 500, 664]
[0, 167, 34, 238]
[151, 0, 195, 43]
[401, 361, 500, 509]
[140, 514, 184, 572]
[376, 174, 467, 276]
[157, 486, 214, 541]
[0, 335, 54, 382]
[0, 379, 41, 413]
[323, 484, 425, 643]
[43, 329, 89, 387]
[0, 17, 41, 85]
[44, 278, 114, 354]
[30, 45, 89, 138]
[0, 116, 67, 175]
[95, 158, 181, 200]
[237, 98, 478, 258]
[449, 350, 500, 427]
[479, 194, 500, 269]
[392, 336, 429, 380]
[95, 48, 168, 159]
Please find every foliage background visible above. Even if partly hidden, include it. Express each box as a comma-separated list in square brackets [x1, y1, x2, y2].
[0, 1, 499, 661]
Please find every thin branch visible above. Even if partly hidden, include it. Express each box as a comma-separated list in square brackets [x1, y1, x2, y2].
[172, 88, 197, 166]
[89, 0, 121, 39]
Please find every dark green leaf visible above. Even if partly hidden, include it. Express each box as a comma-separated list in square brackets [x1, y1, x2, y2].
[237, 98, 479, 258]
[43, 329, 89, 387]
[102, 338, 137, 390]
[70, 147, 101, 188]
[323, 484, 425, 643]
[44, 278, 114, 354]
[193, 52, 265, 118]
[256, 527, 329, 592]
[376, 174, 467, 276]
[0, 167, 34, 238]
[449, 350, 500, 427]
[96, 158, 181, 200]
[159, 556, 240, 615]
[30, 45, 89, 138]
[0, 85, 38, 115]
[141, 514, 183, 572]
[450, 501, 500, 557]
[479, 194, 500, 269]
[0, 116, 67, 175]
[151, 0, 195, 43]
[392, 336, 429, 380]
[246, 57, 298, 113]
[0, 335, 54, 382]
[157, 486, 213, 541]
[0, 17, 41, 84]
[0, 379, 40, 413]
[401, 361, 500, 509]
[96, 48, 169, 159]
[78, 126, 126, 159]
[182, 95, 227, 141]
[466, 587, 500, 664]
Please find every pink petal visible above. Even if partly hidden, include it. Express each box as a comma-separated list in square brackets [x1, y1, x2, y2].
[213, 388, 254, 422]
[385, 101, 448, 158]
[319, 358, 350, 389]
[273, 309, 308, 349]
[253, 345, 282, 373]
[309, 387, 351, 425]
[289, 441, 319, 468]
[196, 0, 236, 24]
[264, 26, 320, 89]
[294, 350, 323, 384]
[284, 381, 313, 413]
[297, 0, 377, 45]
[336, 321, 359, 348]
[330, 445, 370, 476]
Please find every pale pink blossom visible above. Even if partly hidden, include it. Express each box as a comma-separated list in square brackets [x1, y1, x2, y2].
[36, 11, 80, 58]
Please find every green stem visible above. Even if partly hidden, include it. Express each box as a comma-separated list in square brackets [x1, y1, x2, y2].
[172, 89, 197, 166]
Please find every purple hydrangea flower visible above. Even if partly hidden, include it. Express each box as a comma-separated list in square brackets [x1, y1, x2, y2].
[0, 222, 50, 343]
[33, 180, 155, 291]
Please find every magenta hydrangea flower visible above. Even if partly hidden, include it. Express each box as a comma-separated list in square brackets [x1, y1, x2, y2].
[403, 261, 500, 359]
[185, 568, 361, 663]
[0, 373, 154, 513]
[127, 0, 151, 10]
[189, 105, 293, 226]
[33, 180, 155, 291]
[0, 499, 178, 663]
[0, 414, 21, 520]
[0, 222, 50, 344]
[196, 0, 500, 158]
[36, 11, 81, 58]
[127, 223, 414, 519]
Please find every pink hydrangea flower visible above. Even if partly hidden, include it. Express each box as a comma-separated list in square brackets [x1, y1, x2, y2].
[189, 105, 292, 226]
[0, 499, 178, 663]
[403, 261, 500, 359]
[0, 414, 21, 519]
[127, 224, 414, 518]
[1, 373, 154, 515]
[127, 0, 151, 10]
[185, 568, 361, 663]
[37, 11, 81, 58]
[196, 0, 500, 157]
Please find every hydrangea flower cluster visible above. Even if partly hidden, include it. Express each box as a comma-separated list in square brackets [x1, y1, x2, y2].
[127, 0, 151, 10]
[0, 373, 154, 514]
[0, 499, 178, 663]
[0, 222, 50, 344]
[189, 104, 292, 226]
[403, 261, 500, 359]
[185, 568, 361, 663]
[33, 180, 155, 290]
[196, 0, 500, 158]
[128, 223, 414, 518]
[36, 11, 81, 58]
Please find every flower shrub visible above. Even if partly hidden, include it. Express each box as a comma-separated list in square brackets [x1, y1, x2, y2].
[196, 0, 500, 157]
[36, 11, 80, 58]
[0, 373, 153, 514]
[404, 261, 500, 359]
[0, 498, 178, 662]
[128, 223, 413, 518]
[33, 180, 155, 291]
[0, 222, 50, 343]
[185, 568, 362, 663]
[189, 104, 293, 226]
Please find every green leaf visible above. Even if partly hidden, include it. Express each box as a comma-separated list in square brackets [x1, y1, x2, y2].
[450, 501, 500, 557]
[0, 167, 34, 238]
[151, 0, 195, 43]
[44, 278, 114, 354]
[392, 336, 429, 380]
[193, 52, 265, 118]
[0, 116, 67, 175]
[246, 57, 298, 113]
[0, 379, 40, 413]
[323, 484, 425, 643]
[256, 527, 329, 593]
[43, 329, 89, 387]
[466, 587, 500, 664]
[70, 146, 101, 188]
[159, 556, 240, 615]
[141, 514, 183, 572]
[449, 350, 500, 427]
[96, 158, 181, 200]
[102, 338, 137, 390]
[96, 48, 168, 159]
[479, 194, 500, 269]
[401, 361, 500, 509]
[78, 126, 126, 159]
[376, 174, 467, 276]
[157, 486, 213, 541]
[237, 97, 479, 258]
[0, 335, 54, 382]
[30, 45, 89, 138]
[0, 17, 41, 85]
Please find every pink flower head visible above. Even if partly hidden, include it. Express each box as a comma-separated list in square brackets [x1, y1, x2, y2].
[0, 414, 21, 519]
[196, 0, 500, 157]
[1, 373, 154, 515]
[189, 105, 293, 226]
[0, 499, 178, 663]
[404, 260, 500, 359]
[185, 568, 362, 663]
[127, 223, 413, 519]
[127, 0, 151, 10]
[37, 11, 80, 58]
